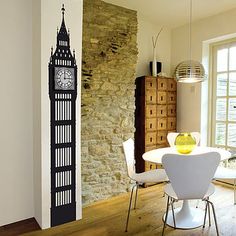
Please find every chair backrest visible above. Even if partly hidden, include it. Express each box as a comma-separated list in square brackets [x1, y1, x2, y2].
[167, 132, 179, 147]
[167, 132, 201, 147]
[191, 132, 201, 146]
[162, 152, 220, 200]
[123, 138, 136, 179]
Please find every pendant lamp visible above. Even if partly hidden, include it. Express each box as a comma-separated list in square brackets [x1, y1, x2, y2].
[175, 0, 205, 83]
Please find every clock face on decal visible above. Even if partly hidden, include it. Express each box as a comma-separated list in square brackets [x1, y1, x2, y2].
[54, 67, 75, 90]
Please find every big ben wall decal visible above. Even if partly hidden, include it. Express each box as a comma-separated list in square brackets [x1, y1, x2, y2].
[49, 4, 77, 226]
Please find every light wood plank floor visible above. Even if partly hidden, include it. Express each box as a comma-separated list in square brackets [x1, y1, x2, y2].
[23, 183, 236, 236]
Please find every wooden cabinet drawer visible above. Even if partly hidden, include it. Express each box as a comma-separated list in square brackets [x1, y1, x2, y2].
[167, 117, 176, 130]
[157, 91, 167, 104]
[146, 89, 156, 104]
[145, 132, 157, 146]
[167, 92, 176, 104]
[157, 105, 167, 117]
[167, 79, 177, 91]
[146, 118, 157, 131]
[145, 145, 156, 152]
[145, 161, 158, 171]
[146, 105, 157, 118]
[157, 78, 167, 91]
[157, 118, 167, 130]
[145, 161, 163, 171]
[145, 77, 157, 90]
[157, 131, 167, 144]
[167, 105, 176, 117]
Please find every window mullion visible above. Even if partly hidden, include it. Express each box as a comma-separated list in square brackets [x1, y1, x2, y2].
[225, 46, 230, 149]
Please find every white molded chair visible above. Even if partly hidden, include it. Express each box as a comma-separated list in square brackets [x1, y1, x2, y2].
[167, 131, 201, 147]
[191, 132, 201, 146]
[214, 166, 236, 204]
[168, 132, 236, 205]
[166, 132, 178, 147]
[162, 152, 220, 236]
[123, 138, 168, 232]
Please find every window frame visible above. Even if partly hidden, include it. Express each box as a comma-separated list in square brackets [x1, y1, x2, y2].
[210, 38, 236, 151]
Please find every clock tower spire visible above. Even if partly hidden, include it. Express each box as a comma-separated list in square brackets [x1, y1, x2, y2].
[49, 4, 75, 71]
[56, 4, 70, 48]
[61, 4, 65, 17]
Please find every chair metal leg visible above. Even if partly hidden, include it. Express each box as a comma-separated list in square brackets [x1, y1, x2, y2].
[207, 200, 220, 236]
[162, 196, 170, 236]
[134, 184, 139, 209]
[171, 199, 176, 228]
[207, 200, 211, 226]
[125, 184, 136, 232]
[234, 179, 236, 205]
[203, 201, 208, 228]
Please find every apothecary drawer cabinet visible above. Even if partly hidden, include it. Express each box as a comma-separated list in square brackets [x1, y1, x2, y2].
[135, 76, 177, 173]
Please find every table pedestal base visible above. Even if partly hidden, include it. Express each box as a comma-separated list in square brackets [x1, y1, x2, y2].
[163, 200, 205, 229]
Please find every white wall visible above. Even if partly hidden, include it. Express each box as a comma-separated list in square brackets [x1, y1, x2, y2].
[136, 13, 171, 77]
[171, 8, 236, 134]
[0, 0, 33, 226]
[32, 0, 42, 227]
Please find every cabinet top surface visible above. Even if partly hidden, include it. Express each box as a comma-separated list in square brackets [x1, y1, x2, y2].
[137, 76, 175, 80]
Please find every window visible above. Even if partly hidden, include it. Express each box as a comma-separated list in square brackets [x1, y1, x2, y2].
[211, 41, 236, 150]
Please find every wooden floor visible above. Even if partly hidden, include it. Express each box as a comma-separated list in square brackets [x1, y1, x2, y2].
[21, 183, 236, 236]
[0, 218, 40, 236]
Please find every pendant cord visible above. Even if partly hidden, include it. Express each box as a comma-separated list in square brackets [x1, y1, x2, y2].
[175, 0, 205, 82]
[189, 0, 192, 77]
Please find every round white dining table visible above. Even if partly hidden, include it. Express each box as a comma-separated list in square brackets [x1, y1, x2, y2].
[142, 146, 232, 229]
[143, 146, 231, 164]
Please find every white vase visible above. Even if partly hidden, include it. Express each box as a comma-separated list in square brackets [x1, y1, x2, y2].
[152, 47, 157, 77]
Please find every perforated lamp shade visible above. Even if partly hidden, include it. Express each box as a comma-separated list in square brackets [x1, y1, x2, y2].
[175, 60, 205, 83]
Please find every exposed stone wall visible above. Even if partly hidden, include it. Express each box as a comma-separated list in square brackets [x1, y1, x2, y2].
[81, 0, 138, 205]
